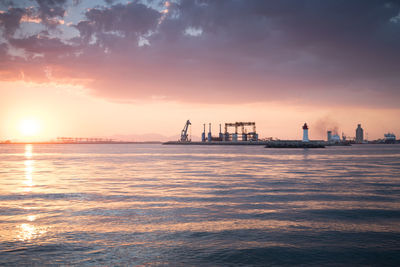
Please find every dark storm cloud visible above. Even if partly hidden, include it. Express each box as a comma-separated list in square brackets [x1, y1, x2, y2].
[145, 0, 400, 104]
[169, 0, 400, 70]
[75, 1, 160, 40]
[10, 34, 76, 54]
[1, 0, 400, 106]
[0, 41, 7, 57]
[0, 7, 26, 36]
[0, 0, 14, 7]
[0, 0, 67, 37]
[34, 0, 67, 27]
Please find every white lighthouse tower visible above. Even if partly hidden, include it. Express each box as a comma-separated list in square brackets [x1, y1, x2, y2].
[302, 123, 309, 142]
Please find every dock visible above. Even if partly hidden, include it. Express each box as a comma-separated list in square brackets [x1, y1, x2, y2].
[163, 140, 325, 148]
[164, 120, 326, 148]
[163, 141, 269, 145]
[265, 140, 325, 148]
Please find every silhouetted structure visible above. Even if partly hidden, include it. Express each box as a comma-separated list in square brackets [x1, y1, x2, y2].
[384, 133, 396, 143]
[180, 120, 191, 142]
[201, 122, 258, 142]
[302, 123, 309, 142]
[355, 124, 364, 143]
[327, 131, 332, 142]
[56, 137, 114, 143]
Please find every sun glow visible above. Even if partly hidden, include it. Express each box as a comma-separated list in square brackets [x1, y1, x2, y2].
[19, 119, 41, 137]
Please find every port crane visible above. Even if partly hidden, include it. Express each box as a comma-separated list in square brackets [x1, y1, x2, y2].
[180, 120, 191, 142]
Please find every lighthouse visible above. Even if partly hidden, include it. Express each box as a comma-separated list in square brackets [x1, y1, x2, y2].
[302, 123, 309, 142]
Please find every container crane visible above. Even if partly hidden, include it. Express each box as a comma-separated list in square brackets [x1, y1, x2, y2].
[180, 120, 191, 142]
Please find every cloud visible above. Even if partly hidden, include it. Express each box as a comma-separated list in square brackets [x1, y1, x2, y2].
[75, 2, 161, 41]
[0, 0, 400, 107]
[0, 7, 26, 36]
[0, 0, 67, 37]
[34, 0, 67, 27]
[10, 34, 76, 54]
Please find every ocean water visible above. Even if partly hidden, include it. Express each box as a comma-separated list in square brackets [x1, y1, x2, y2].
[0, 144, 399, 266]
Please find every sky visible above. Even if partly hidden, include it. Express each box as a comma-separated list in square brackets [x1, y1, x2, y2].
[0, 0, 399, 141]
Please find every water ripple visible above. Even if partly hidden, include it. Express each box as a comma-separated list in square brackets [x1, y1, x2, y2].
[0, 144, 399, 265]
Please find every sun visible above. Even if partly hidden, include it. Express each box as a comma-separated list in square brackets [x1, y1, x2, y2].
[19, 119, 41, 137]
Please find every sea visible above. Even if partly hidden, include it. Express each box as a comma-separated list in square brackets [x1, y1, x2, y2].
[0, 144, 399, 266]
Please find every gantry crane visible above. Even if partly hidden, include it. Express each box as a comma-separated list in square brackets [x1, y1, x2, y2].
[224, 122, 257, 141]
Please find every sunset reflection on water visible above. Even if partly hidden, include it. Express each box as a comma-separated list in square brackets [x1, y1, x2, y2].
[17, 223, 46, 242]
[0, 144, 399, 265]
[22, 145, 34, 193]
[23, 160, 34, 191]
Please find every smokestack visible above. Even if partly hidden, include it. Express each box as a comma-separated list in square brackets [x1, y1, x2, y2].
[208, 123, 212, 142]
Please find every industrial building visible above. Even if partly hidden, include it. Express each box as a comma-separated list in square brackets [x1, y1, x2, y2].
[327, 130, 341, 144]
[162, 120, 398, 146]
[165, 120, 325, 148]
[356, 124, 364, 143]
[327, 131, 332, 142]
[384, 133, 396, 143]
[164, 120, 263, 145]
